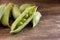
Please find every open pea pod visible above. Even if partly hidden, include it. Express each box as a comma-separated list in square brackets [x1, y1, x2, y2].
[12, 4, 21, 19]
[1, 3, 13, 26]
[19, 4, 42, 27]
[10, 6, 37, 33]
[0, 4, 6, 20]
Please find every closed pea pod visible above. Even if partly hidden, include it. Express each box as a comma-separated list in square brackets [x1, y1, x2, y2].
[10, 6, 37, 33]
[1, 3, 13, 26]
[12, 4, 21, 19]
[0, 4, 6, 20]
[20, 4, 33, 12]
[32, 11, 42, 27]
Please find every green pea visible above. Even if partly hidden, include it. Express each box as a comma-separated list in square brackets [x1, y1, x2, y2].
[17, 22, 23, 27]
[16, 18, 26, 27]
[20, 22, 23, 25]
[16, 18, 26, 26]
[10, 6, 37, 33]
[25, 14, 29, 18]
[23, 19, 26, 21]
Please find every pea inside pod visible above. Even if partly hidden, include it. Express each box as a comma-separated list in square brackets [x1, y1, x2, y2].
[10, 6, 37, 33]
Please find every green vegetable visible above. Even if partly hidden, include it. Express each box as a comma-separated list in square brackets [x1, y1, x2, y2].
[0, 3, 42, 34]
[20, 4, 42, 27]
[32, 11, 42, 27]
[12, 4, 21, 19]
[0, 4, 6, 20]
[13, 4, 42, 27]
[1, 3, 13, 26]
[12, 4, 33, 19]
[10, 6, 37, 33]
[20, 4, 33, 12]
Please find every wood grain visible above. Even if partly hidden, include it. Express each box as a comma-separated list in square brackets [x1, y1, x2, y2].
[0, 0, 60, 40]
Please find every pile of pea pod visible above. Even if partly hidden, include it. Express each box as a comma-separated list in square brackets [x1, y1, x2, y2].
[0, 3, 42, 34]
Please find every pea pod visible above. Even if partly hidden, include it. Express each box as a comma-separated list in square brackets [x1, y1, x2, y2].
[32, 11, 42, 27]
[10, 6, 37, 33]
[12, 4, 42, 28]
[0, 4, 6, 20]
[20, 4, 42, 27]
[12, 4, 21, 19]
[1, 3, 13, 26]
[20, 4, 33, 12]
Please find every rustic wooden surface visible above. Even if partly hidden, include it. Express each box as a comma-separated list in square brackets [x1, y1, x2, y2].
[0, 0, 60, 40]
